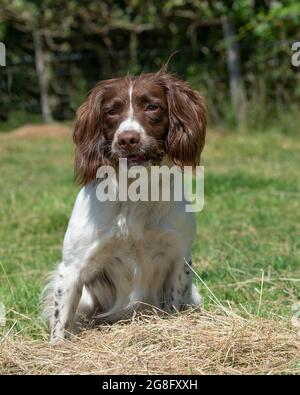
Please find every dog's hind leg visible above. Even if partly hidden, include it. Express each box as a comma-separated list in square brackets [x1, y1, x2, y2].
[163, 257, 202, 312]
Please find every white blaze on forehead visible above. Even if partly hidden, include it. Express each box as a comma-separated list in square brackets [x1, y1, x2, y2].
[128, 84, 133, 119]
[115, 83, 145, 137]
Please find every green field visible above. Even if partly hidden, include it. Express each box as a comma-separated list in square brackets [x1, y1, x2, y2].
[0, 126, 300, 339]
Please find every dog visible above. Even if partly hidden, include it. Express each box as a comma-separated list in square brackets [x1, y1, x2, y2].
[42, 71, 207, 342]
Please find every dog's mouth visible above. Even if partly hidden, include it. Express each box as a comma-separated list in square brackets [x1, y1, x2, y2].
[122, 154, 148, 165]
[111, 146, 165, 167]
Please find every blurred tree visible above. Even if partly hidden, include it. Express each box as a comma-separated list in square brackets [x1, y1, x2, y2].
[0, 0, 299, 128]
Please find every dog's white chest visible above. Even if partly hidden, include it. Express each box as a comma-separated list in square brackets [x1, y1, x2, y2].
[80, 213, 184, 310]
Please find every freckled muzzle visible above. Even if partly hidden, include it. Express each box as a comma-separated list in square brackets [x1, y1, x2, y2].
[111, 131, 165, 166]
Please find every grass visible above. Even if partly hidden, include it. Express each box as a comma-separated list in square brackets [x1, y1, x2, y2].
[0, 123, 299, 374]
[196, 131, 300, 318]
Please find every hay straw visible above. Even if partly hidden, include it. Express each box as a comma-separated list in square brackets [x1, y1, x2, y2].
[1, 310, 299, 375]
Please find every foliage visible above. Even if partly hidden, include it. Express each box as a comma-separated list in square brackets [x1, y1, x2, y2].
[0, 0, 299, 127]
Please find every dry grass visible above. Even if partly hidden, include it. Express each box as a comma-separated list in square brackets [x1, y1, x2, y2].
[0, 123, 72, 140]
[1, 310, 299, 375]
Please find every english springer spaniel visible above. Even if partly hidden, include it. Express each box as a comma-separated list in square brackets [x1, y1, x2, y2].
[42, 71, 207, 342]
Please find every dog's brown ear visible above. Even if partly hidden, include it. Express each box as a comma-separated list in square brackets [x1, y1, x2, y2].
[161, 74, 207, 167]
[73, 85, 107, 186]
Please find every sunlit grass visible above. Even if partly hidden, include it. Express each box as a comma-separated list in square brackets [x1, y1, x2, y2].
[0, 126, 299, 338]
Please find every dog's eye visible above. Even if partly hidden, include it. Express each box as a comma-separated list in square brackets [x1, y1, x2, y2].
[145, 104, 159, 112]
[107, 109, 117, 116]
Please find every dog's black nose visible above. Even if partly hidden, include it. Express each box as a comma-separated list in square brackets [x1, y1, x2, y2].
[117, 131, 140, 148]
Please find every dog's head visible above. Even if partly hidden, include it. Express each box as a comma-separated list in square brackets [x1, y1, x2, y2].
[73, 72, 207, 185]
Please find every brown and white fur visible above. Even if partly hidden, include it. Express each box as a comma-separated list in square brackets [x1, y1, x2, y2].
[42, 71, 207, 342]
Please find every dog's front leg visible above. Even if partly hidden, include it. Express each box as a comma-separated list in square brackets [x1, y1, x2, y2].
[50, 263, 83, 343]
